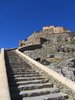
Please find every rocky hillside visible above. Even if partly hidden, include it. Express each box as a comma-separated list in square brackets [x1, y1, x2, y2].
[19, 26, 75, 82]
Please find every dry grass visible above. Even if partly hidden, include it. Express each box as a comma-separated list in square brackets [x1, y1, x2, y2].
[46, 58, 63, 63]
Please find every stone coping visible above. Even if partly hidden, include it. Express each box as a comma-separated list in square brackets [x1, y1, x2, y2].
[0, 48, 11, 100]
[16, 49, 75, 92]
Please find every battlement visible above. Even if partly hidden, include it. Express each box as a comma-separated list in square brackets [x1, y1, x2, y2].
[43, 26, 70, 33]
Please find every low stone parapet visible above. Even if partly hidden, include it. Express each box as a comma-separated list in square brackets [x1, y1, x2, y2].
[0, 48, 11, 100]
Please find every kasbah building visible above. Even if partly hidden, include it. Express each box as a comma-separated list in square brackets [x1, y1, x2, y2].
[43, 26, 70, 33]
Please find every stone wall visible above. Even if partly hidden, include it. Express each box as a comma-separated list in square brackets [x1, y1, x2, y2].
[19, 44, 42, 52]
[0, 49, 11, 100]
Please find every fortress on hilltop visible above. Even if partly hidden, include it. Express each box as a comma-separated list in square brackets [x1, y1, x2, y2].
[19, 25, 75, 47]
[43, 26, 70, 33]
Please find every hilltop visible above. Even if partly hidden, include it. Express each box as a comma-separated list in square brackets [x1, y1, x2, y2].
[19, 25, 75, 46]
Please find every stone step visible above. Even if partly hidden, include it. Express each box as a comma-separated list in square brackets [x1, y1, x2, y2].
[16, 79, 49, 85]
[23, 92, 68, 100]
[8, 73, 40, 77]
[11, 67, 32, 70]
[13, 71, 39, 74]
[12, 69, 35, 72]
[20, 87, 60, 97]
[15, 77, 45, 81]
[14, 74, 41, 78]
[12, 68, 34, 71]
[18, 83, 53, 90]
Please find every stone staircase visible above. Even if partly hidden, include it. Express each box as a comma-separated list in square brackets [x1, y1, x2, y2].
[5, 50, 69, 100]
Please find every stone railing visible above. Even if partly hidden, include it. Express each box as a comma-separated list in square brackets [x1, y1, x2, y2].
[0, 48, 11, 100]
[18, 44, 42, 52]
[16, 49, 75, 92]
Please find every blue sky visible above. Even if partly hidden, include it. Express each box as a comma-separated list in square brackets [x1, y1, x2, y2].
[0, 0, 75, 48]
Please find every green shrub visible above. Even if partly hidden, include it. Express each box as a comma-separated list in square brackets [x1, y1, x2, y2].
[70, 39, 75, 44]
[41, 59, 50, 65]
